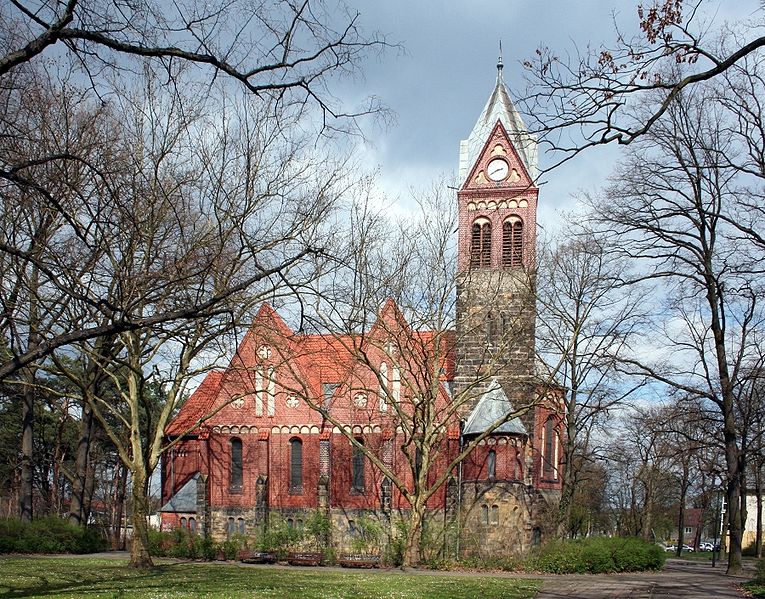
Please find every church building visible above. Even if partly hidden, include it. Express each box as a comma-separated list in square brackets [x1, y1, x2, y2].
[160, 59, 564, 559]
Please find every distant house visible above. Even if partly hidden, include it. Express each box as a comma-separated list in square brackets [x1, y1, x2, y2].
[744, 494, 764, 550]
[678, 507, 705, 548]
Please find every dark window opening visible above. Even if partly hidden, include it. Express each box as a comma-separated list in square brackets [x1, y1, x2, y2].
[543, 417, 556, 479]
[230, 438, 243, 491]
[290, 437, 303, 494]
[414, 448, 423, 483]
[352, 438, 365, 494]
[488, 450, 496, 479]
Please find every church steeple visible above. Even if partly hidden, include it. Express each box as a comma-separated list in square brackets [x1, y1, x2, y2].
[454, 56, 540, 410]
[458, 58, 538, 185]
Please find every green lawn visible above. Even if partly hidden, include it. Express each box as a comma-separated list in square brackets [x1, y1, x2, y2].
[0, 557, 541, 599]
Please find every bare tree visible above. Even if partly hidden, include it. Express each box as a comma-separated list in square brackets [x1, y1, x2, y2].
[605, 405, 677, 540]
[251, 185, 561, 567]
[17, 63, 356, 567]
[0, 0, 386, 543]
[586, 82, 765, 574]
[520, 0, 765, 167]
[0, 0, 388, 382]
[536, 230, 646, 537]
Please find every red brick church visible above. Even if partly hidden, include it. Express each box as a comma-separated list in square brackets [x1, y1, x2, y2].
[161, 59, 564, 558]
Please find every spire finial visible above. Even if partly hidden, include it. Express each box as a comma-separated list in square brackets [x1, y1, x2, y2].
[497, 40, 504, 79]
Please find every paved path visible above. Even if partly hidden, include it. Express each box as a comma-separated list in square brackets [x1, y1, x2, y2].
[535, 559, 753, 599]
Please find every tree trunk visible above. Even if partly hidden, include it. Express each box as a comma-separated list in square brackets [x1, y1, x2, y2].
[69, 404, 94, 526]
[403, 502, 424, 568]
[724, 432, 743, 575]
[557, 383, 578, 539]
[676, 500, 686, 557]
[111, 463, 128, 550]
[130, 469, 153, 568]
[20, 382, 34, 522]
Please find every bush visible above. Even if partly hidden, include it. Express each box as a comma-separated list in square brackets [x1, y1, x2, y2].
[756, 557, 765, 582]
[147, 529, 173, 557]
[384, 519, 409, 567]
[525, 537, 665, 574]
[0, 517, 106, 554]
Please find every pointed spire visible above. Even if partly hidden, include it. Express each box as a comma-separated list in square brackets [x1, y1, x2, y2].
[458, 48, 539, 185]
[497, 40, 504, 80]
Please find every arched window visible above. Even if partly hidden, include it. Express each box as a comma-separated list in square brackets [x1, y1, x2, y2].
[230, 438, 243, 491]
[502, 217, 524, 267]
[391, 366, 401, 403]
[352, 438, 365, 494]
[238, 518, 246, 535]
[379, 361, 388, 412]
[491, 504, 499, 525]
[226, 517, 235, 540]
[532, 527, 542, 546]
[481, 504, 489, 525]
[487, 450, 496, 479]
[179, 516, 187, 529]
[189, 517, 196, 533]
[470, 218, 492, 268]
[290, 437, 303, 494]
[543, 417, 556, 479]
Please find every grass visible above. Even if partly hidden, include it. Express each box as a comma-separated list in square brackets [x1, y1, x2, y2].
[743, 582, 765, 598]
[0, 556, 541, 599]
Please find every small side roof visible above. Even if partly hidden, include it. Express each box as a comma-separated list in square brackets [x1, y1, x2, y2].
[463, 379, 527, 436]
[160, 473, 200, 513]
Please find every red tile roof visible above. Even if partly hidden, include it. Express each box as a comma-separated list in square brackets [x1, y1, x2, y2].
[166, 370, 224, 435]
[166, 301, 456, 435]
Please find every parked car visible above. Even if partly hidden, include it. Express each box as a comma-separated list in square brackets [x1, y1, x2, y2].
[664, 544, 677, 552]
[699, 542, 713, 551]
[682, 544, 695, 552]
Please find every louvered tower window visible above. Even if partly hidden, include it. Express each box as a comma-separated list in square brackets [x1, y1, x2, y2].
[502, 217, 524, 267]
[470, 219, 492, 267]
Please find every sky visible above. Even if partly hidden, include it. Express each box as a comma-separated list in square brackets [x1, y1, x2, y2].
[333, 0, 758, 232]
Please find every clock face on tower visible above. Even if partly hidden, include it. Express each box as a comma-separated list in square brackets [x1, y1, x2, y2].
[487, 158, 509, 182]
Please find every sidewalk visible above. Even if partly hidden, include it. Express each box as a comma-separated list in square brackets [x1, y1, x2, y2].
[535, 559, 752, 599]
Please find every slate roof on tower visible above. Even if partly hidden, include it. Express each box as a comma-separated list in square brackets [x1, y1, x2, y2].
[459, 59, 538, 185]
[462, 378, 528, 436]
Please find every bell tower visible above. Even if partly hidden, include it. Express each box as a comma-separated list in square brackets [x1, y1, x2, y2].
[454, 56, 539, 414]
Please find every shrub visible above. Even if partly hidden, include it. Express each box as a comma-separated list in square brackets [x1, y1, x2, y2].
[383, 519, 409, 567]
[756, 557, 765, 582]
[525, 537, 665, 574]
[257, 515, 302, 557]
[147, 529, 173, 557]
[0, 517, 106, 554]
